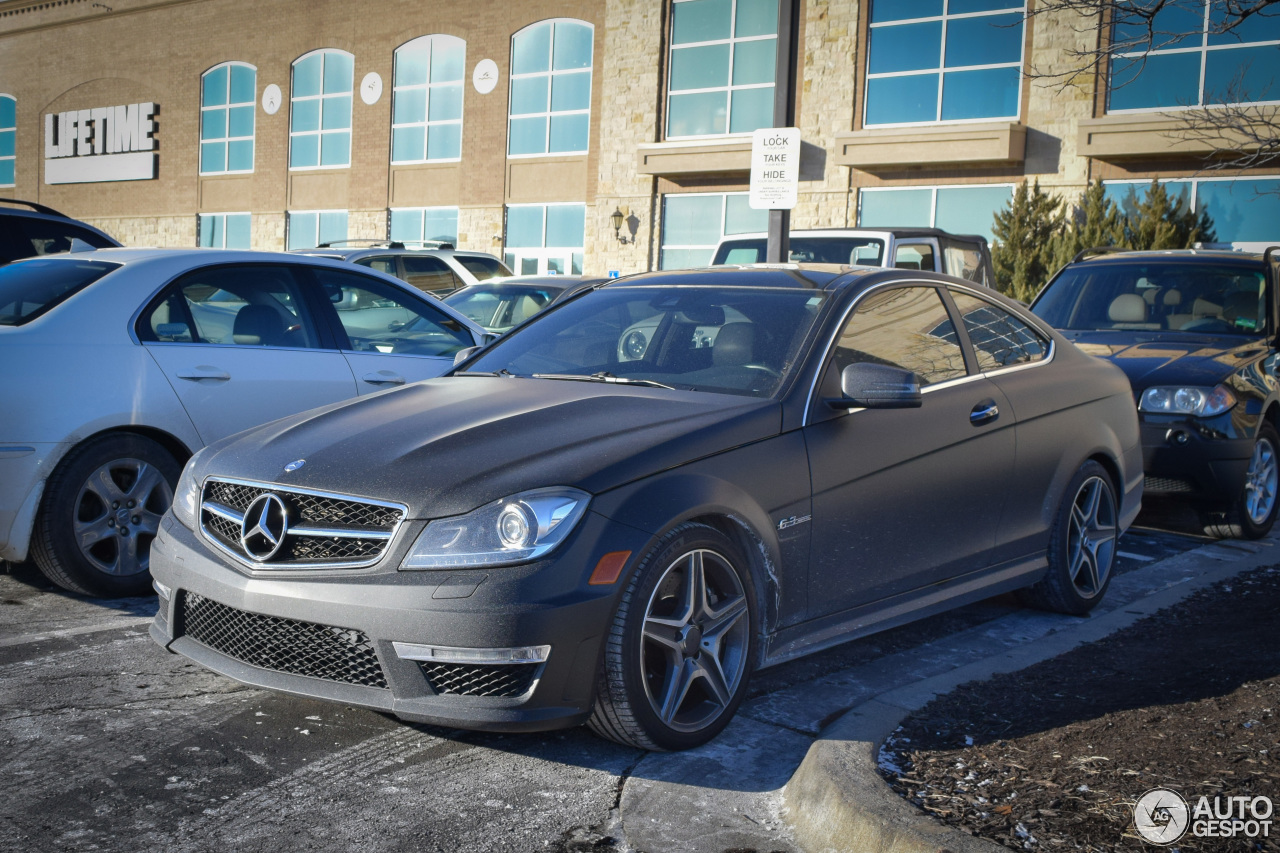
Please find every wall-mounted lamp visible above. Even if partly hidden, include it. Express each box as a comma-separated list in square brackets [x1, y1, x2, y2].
[611, 207, 634, 245]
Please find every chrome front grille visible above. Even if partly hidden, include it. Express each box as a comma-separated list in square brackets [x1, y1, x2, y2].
[182, 592, 388, 688]
[199, 477, 406, 569]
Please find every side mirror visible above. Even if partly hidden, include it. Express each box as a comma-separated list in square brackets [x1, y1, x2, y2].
[827, 362, 923, 410]
[453, 345, 482, 366]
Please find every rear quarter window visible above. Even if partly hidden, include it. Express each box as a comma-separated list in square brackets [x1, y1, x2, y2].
[0, 258, 120, 325]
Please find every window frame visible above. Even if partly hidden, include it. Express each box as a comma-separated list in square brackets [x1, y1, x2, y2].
[862, 1, 1027, 129]
[199, 61, 257, 176]
[658, 191, 768, 269]
[289, 48, 355, 171]
[857, 183, 1016, 244]
[391, 34, 467, 165]
[665, 0, 780, 140]
[507, 18, 595, 158]
[503, 202, 586, 275]
[1106, 2, 1280, 114]
[287, 209, 349, 251]
[1101, 174, 1280, 247]
[388, 206, 461, 246]
[0, 94, 14, 188]
[197, 212, 252, 249]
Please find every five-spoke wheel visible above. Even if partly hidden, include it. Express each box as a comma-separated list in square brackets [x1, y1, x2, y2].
[590, 523, 756, 751]
[1020, 460, 1117, 615]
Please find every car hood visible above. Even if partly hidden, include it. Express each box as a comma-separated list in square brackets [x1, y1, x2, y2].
[1061, 330, 1269, 390]
[200, 377, 781, 518]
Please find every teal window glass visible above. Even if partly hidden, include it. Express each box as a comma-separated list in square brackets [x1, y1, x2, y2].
[291, 50, 353, 169]
[200, 62, 255, 174]
[667, 0, 778, 138]
[935, 186, 1012, 243]
[865, 2, 1025, 126]
[509, 20, 593, 155]
[658, 193, 763, 269]
[198, 213, 251, 249]
[393, 35, 466, 163]
[389, 209, 423, 242]
[391, 207, 459, 245]
[506, 206, 545, 248]
[859, 188, 932, 227]
[1195, 179, 1280, 243]
[287, 210, 348, 250]
[546, 204, 585, 247]
[0, 95, 15, 186]
[504, 204, 586, 274]
[1109, 0, 1280, 111]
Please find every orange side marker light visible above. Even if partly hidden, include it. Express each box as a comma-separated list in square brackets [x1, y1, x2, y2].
[589, 551, 631, 586]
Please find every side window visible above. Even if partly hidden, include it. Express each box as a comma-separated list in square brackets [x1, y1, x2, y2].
[19, 220, 115, 257]
[833, 286, 967, 385]
[140, 266, 319, 349]
[400, 256, 461, 294]
[313, 268, 473, 357]
[943, 241, 984, 283]
[950, 291, 1048, 369]
[355, 256, 397, 276]
[894, 243, 936, 272]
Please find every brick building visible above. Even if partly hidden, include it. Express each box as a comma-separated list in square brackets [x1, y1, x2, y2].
[0, 0, 1276, 277]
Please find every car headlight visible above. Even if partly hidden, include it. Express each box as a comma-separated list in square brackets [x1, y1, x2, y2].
[1139, 385, 1237, 417]
[171, 454, 202, 530]
[403, 487, 590, 569]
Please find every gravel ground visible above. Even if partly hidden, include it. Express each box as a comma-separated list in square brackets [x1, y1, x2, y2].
[879, 565, 1280, 852]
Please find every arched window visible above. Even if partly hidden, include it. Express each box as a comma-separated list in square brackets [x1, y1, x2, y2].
[0, 95, 15, 187]
[291, 49, 354, 169]
[508, 19, 593, 156]
[200, 63, 256, 174]
[392, 35, 466, 163]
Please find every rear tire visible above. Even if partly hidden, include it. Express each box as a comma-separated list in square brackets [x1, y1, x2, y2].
[588, 522, 757, 751]
[1020, 460, 1118, 616]
[31, 433, 180, 597]
[1203, 423, 1279, 540]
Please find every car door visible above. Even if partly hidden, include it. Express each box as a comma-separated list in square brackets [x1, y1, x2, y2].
[139, 263, 358, 445]
[307, 266, 479, 394]
[803, 284, 1015, 618]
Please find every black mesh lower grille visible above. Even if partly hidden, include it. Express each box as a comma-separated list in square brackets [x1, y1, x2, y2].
[1145, 475, 1194, 493]
[182, 592, 388, 689]
[418, 661, 539, 698]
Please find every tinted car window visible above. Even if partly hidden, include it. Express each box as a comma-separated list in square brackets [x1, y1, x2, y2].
[448, 285, 560, 330]
[950, 291, 1048, 369]
[1034, 262, 1269, 335]
[4, 218, 117, 264]
[466, 286, 828, 398]
[314, 268, 473, 357]
[712, 237, 886, 266]
[401, 256, 460, 294]
[943, 241, 985, 283]
[455, 255, 513, 281]
[833, 286, 967, 385]
[894, 243, 935, 272]
[355, 256, 397, 276]
[139, 265, 319, 349]
[0, 258, 119, 325]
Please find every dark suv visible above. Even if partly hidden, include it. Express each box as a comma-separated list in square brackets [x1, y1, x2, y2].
[0, 199, 121, 265]
[1031, 247, 1280, 537]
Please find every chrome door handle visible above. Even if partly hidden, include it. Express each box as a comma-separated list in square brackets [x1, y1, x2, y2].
[970, 400, 999, 425]
[176, 366, 231, 381]
[362, 371, 406, 386]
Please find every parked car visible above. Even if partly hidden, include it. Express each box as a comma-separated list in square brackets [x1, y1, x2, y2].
[0, 248, 488, 597]
[443, 275, 606, 334]
[292, 241, 513, 297]
[711, 227, 994, 286]
[1031, 247, 1280, 538]
[150, 265, 1141, 751]
[0, 198, 121, 265]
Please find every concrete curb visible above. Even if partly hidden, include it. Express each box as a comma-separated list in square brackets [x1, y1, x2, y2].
[783, 538, 1280, 853]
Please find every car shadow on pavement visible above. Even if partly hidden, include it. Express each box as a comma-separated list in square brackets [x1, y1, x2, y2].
[2, 558, 158, 617]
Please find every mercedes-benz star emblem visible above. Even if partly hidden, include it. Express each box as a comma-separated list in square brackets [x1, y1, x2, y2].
[240, 493, 289, 562]
[284, 459, 306, 473]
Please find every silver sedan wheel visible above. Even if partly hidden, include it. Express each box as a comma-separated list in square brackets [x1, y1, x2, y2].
[640, 549, 750, 734]
[73, 458, 172, 577]
[1244, 436, 1278, 526]
[1067, 475, 1117, 599]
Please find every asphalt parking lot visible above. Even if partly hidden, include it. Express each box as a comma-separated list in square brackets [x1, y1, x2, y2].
[0, 507, 1215, 853]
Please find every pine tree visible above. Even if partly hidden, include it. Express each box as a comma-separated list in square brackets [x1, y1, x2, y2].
[1121, 179, 1216, 250]
[1049, 181, 1125, 270]
[991, 179, 1064, 303]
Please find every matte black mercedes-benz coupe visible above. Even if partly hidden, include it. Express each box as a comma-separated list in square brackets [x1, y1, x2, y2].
[150, 265, 1142, 750]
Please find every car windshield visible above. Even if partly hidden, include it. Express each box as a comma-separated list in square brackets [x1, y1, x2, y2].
[446, 285, 561, 330]
[0, 258, 120, 325]
[713, 237, 885, 266]
[1033, 262, 1269, 336]
[456, 256, 513, 281]
[462, 285, 828, 398]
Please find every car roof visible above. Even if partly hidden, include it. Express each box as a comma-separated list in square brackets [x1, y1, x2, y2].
[1067, 248, 1275, 268]
[291, 245, 495, 260]
[596, 264, 891, 292]
[718, 227, 989, 244]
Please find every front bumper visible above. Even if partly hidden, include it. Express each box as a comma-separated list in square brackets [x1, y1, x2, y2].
[1139, 412, 1254, 503]
[149, 509, 651, 732]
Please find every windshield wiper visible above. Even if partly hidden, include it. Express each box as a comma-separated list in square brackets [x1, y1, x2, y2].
[532, 371, 677, 390]
[455, 368, 518, 377]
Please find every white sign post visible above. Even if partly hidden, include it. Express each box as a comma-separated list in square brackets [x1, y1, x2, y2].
[748, 127, 800, 210]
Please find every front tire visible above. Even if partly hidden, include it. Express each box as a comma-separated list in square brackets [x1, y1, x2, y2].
[588, 522, 757, 751]
[1204, 423, 1280, 540]
[1020, 460, 1118, 616]
[31, 433, 180, 597]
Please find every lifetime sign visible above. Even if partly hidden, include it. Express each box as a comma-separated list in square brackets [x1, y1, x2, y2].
[749, 127, 800, 210]
[44, 102, 157, 185]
